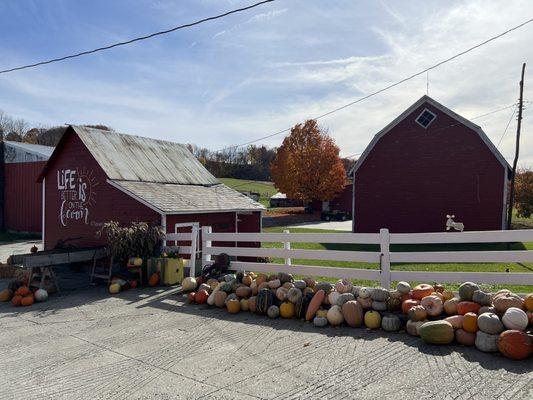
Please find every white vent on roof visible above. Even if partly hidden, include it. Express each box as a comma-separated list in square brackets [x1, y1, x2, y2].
[415, 108, 436, 128]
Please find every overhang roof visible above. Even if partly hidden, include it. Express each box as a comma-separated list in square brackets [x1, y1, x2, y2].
[108, 180, 265, 214]
[349, 95, 511, 176]
[4, 140, 54, 163]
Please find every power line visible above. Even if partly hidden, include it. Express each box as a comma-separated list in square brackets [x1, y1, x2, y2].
[0, 0, 275, 75]
[497, 107, 517, 148]
[216, 17, 533, 152]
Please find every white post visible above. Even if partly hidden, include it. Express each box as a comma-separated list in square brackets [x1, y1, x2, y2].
[379, 228, 391, 289]
[283, 229, 291, 266]
[201, 226, 212, 265]
[161, 214, 167, 247]
[190, 225, 199, 277]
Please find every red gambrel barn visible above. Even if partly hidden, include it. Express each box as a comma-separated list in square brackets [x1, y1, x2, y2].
[351, 95, 511, 233]
[37, 126, 264, 250]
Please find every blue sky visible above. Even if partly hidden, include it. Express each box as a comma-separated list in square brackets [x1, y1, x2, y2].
[1, 0, 532, 164]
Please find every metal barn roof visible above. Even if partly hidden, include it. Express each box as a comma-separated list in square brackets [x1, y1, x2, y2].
[72, 125, 219, 185]
[109, 180, 265, 214]
[3, 140, 54, 163]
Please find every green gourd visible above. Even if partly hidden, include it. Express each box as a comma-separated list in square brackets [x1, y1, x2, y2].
[256, 288, 274, 315]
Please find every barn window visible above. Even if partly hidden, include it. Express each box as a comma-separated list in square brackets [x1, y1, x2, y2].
[415, 109, 436, 128]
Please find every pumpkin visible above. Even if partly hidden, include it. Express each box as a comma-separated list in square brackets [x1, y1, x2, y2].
[420, 295, 444, 317]
[386, 297, 401, 312]
[257, 282, 269, 292]
[257, 288, 274, 314]
[109, 283, 121, 294]
[477, 312, 504, 334]
[336, 293, 355, 307]
[198, 283, 211, 293]
[419, 321, 454, 345]
[335, 279, 353, 294]
[433, 284, 445, 293]
[455, 329, 476, 346]
[364, 310, 381, 329]
[147, 273, 159, 287]
[502, 307, 528, 330]
[389, 290, 402, 299]
[462, 312, 478, 333]
[224, 273, 236, 282]
[268, 279, 281, 289]
[303, 287, 315, 296]
[498, 330, 532, 360]
[313, 316, 328, 327]
[182, 277, 197, 291]
[282, 282, 294, 290]
[267, 305, 280, 318]
[458, 281, 480, 301]
[0, 289, 13, 302]
[242, 275, 253, 287]
[214, 291, 228, 308]
[328, 291, 340, 306]
[382, 314, 401, 332]
[493, 292, 523, 314]
[15, 286, 30, 297]
[441, 290, 454, 302]
[396, 281, 411, 294]
[429, 291, 444, 302]
[227, 299, 241, 314]
[255, 273, 267, 286]
[187, 292, 196, 303]
[412, 284, 434, 300]
[316, 309, 328, 318]
[303, 276, 316, 288]
[278, 272, 293, 284]
[342, 300, 364, 328]
[326, 305, 344, 326]
[21, 295, 34, 307]
[400, 292, 412, 303]
[472, 290, 492, 306]
[280, 301, 295, 318]
[11, 294, 22, 307]
[351, 286, 361, 297]
[401, 299, 420, 314]
[444, 315, 464, 329]
[195, 290, 209, 304]
[456, 301, 480, 315]
[475, 331, 499, 352]
[293, 280, 306, 290]
[295, 293, 313, 320]
[239, 298, 249, 311]
[275, 287, 288, 302]
[371, 301, 387, 311]
[357, 296, 373, 309]
[524, 293, 533, 311]
[406, 320, 425, 336]
[408, 305, 428, 322]
[248, 296, 257, 313]
[315, 282, 333, 295]
[286, 287, 302, 304]
[250, 280, 259, 295]
[358, 287, 372, 299]
[444, 298, 460, 315]
[305, 290, 325, 321]
[528, 311, 533, 326]
[479, 305, 496, 315]
[234, 286, 250, 298]
[371, 287, 390, 302]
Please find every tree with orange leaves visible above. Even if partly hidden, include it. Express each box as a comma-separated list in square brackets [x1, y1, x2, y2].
[271, 119, 347, 203]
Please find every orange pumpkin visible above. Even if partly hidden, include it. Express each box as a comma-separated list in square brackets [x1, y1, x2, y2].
[21, 295, 34, 307]
[187, 292, 196, 303]
[498, 330, 532, 360]
[400, 292, 413, 303]
[402, 299, 420, 314]
[194, 290, 209, 304]
[227, 298, 241, 314]
[457, 301, 481, 315]
[462, 312, 478, 333]
[15, 286, 30, 297]
[148, 273, 159, 287]
[412, 284, 434, 300]
[11, 295, 22, 307]
[525, 293, 533, 312]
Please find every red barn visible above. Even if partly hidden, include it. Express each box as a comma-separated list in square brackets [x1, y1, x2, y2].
[351, 95, 510, 233]
[37, 126, 264, 250]
[2, 141, 53, 233]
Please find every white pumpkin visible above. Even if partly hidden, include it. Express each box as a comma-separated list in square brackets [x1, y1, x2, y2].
[397, 281, 411, 294]
[328, 291, 341, 306]
[182, 277, 197, 292]
[34, 288, 48, 302]
[358, 287, 372, 299]
[502, 307, 529, 330]
[326, 305, 344, 326]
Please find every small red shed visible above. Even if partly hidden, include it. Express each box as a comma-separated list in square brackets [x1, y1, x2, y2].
[2, 141, 53, 233]
[351, 95, 510, 233]
[37, 126, 264, 250]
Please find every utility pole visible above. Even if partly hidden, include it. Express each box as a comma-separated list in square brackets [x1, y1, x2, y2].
[507, 63, 526, 230]
[0, 129, 5, 232]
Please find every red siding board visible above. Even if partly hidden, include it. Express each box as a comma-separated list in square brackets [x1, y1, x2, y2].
[4, 162, 45, 233]
[354, 101, 506, 233]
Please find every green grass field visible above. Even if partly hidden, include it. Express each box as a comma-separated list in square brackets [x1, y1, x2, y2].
[219, 178, 276, 207]
[262, 226, 533, 293]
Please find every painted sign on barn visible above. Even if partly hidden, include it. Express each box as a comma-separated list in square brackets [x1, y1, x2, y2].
[57, 167, 98, 226]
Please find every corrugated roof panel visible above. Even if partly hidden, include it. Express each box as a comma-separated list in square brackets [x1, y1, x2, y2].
[109, 181, 265, 214]
[4, 141, 54, 163]
[72, 125, 219, 185]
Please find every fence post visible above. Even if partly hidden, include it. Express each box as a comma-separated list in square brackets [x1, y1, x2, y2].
[201, 226, 212, 267]
[190, 224, 199, 277]
[283, 229, 291, 266]
[379, 228, 391, 289]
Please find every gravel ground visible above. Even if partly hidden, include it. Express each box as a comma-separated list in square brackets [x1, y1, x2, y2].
[0, 285, 531, 400]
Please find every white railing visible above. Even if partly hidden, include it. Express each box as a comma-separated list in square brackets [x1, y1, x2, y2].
[200, 226, 533, 289]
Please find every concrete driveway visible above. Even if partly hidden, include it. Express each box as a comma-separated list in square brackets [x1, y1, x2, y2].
[0, 240, 42, 263]
[287, 220, 352, 231]
[0, 285, 531, 399]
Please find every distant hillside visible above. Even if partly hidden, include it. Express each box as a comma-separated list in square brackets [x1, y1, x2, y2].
[219, 178, 276, 207]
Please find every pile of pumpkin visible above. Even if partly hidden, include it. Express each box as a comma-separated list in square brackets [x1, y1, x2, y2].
[183, 272, 533, 360]
[0, 280, 49, 307]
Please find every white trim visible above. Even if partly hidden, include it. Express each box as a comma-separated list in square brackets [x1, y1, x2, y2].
[161, 214, 167, 246]
[414, 108, 437, 129]
[351, 95, 511, 176]
[42, 177, 45, 247]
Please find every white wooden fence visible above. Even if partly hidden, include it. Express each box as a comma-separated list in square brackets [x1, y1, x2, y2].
[199, 226, 533, 289]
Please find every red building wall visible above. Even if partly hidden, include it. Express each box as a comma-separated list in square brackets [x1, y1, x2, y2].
[42, 133, 160, 249]
[354, 102, 506, 233]
[329, 183, 353, 215]
[4, 161, 46, 233]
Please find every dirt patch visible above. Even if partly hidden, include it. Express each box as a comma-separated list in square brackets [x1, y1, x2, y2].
[263, 207, 320, 227]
